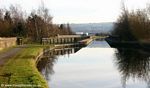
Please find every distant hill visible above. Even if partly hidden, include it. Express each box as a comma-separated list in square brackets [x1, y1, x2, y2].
[70, 22, 114, 34]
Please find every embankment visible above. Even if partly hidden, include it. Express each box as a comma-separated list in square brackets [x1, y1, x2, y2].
[0, 45, 51, 88]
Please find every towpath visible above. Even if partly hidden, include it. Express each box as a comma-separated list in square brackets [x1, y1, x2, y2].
[0, 46, 23, 66]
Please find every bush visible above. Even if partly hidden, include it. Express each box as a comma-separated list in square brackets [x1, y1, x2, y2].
[112, 4, 150, 41]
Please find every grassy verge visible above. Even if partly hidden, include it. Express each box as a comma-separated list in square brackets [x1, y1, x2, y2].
[0, 45, 53, 88]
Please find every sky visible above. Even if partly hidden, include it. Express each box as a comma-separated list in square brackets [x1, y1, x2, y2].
[0, 0, 149, 24]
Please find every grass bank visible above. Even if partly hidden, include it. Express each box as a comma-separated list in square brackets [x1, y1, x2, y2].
[0, 45, 53, 88]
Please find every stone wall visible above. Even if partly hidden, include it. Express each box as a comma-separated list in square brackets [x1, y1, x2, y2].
[0, 37, 17, 51]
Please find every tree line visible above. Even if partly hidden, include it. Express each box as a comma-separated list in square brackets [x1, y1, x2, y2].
[0, 5, 74, 42]
[112, 4, 150, 41]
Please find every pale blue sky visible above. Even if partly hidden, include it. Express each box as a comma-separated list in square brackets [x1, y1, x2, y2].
[0, 0, 149, 23]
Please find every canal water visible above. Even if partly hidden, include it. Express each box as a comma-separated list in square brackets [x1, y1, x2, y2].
[37, 40, 150, 88]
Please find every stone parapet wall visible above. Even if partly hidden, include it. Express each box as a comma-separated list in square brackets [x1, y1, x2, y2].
[0, 37, 17, 50]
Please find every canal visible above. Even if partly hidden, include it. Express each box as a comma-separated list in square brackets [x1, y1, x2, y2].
[37, 40, 150, 88]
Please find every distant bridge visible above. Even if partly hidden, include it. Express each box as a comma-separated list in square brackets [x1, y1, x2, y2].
[42, 35, 90, 45]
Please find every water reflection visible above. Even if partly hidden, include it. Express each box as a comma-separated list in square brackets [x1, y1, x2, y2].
[37, 47, 83, 80]
[87, 39, 110, 48]
[115, 48, 150, 87]
[37, 40, 150, 88]
[37, 55, 57, 80]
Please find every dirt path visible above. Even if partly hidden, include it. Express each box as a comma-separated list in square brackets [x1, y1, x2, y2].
[0, 47, 23, 66]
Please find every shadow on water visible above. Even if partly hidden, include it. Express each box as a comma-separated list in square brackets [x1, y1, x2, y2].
[37, 47, 83, 81]
[114, 47, 150, 88]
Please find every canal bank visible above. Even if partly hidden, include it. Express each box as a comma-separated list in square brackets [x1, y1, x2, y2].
[0, 45, 53, 88]
[0, 36, 95, 88]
